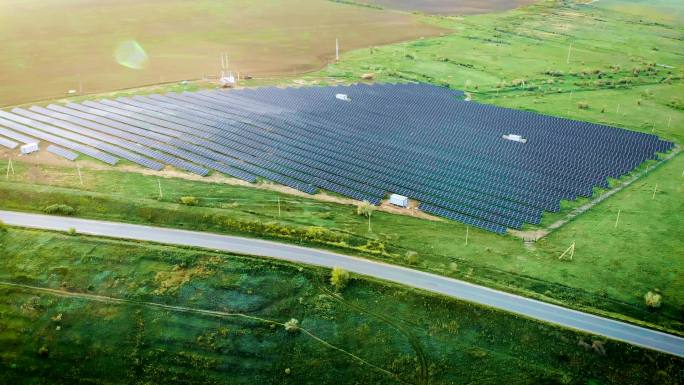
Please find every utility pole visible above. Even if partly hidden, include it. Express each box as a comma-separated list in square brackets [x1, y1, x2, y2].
[652, 184, 658, 200]
[614, 209, 621, 228]
[465, 226, 469, 246]
[566, 43, 572, 64]
[335, 38, 339, 61]
[277, 197, 281, 218]
[6, 158, 14, 180]
[558, 241, 575, 261]
[77, 165, 83, 186]
[157, 178, 163, 199]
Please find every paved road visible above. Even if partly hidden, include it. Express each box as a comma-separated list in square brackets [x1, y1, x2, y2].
[1, 210, 683, 357]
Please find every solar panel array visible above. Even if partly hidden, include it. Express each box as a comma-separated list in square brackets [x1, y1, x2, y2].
[0, 83, 672, 233]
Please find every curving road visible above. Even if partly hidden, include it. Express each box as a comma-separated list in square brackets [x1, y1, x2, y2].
[1, 210, 683, 357]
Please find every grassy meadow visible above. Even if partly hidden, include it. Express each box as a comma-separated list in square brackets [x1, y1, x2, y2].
[0, 150, 681, 334]
[0, 228, 681, 384]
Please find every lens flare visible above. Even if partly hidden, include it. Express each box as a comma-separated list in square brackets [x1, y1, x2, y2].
[114, 40, 149, 70]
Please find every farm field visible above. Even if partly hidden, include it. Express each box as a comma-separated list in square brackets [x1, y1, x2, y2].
[0, 0, 445, 107]
[0, 228, 681, 384]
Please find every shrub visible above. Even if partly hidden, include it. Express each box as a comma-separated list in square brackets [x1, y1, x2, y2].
[360, 239, 386, 254]
[43, 204, 75, 216]
[284, 318, 300, 333]
[577, 101, 589, 110]
[406, 251, 419, 265]
[666, 97, 683, 110]
[0, 220, 7, 233]
[330, 267, 350, 291]
[356, 200, 375, 217]
[37, 345, 49, 357]
[644, 290, 662, 308]
[67, 227, 77, 236]
[179, 196, 199, 206]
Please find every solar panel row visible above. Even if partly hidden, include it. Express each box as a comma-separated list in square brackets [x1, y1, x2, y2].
[47, 145, 78, 161]
[0, 135, 18, 149]
[0, 114, 119, 165]
[3, 83, 671, 233]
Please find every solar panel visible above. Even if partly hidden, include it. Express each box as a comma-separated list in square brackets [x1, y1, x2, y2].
[0, 115, 119, 165]
[0, 126, 36, 144]
[47, 145, 78, 161]
[6, 109, 163, 171]
[5, 83, 672, 233]
[0, 135, 19, 149]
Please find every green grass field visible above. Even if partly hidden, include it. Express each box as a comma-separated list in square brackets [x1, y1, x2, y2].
[0, 228, 681, 384]
[1, 149, 681, 334]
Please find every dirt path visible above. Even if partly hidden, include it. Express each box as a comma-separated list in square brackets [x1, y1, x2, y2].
[0, 280, 404, 382]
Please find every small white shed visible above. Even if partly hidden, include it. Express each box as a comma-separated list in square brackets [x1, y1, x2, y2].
[502, 134, 527, 143]
[335, 93, 351, 102]
[20, 142, 39, 155]
[389, 194, 409, 208]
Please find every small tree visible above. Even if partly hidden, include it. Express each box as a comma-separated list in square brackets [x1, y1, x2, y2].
[644, 290, 662, 308]
[356, 200, 375, 217]
[577, 101, 589, 110]
[284, 318, 300, 333]
[67, 227, 77, 236]
[330, 267, 350, 292]
[0, 219, 7, 233]
[356, 200, 376, 231]
[180, 196, 199, 206]
[405, 251, 419, 265]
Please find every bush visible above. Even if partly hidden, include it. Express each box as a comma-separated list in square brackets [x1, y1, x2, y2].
[67, 227, 77, 236]
[330, 267, 350, 291]
[284, 318, 300, 333]
[356, 200, 375, 217]
[406, 251, 419, 265]
[37, 345, 49, 357]
[0, 220, 7, 233]
[179, 196, 199, 206]
[577, 101, 589, 110]
[666, 97, 683, 110]
[644, 290, 662, 308]
[43, 204, 75, 216]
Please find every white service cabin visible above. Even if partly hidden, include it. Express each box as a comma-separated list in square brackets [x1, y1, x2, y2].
[502, 134, 527, 143]
[20, 142, 39, 155]
[335, 93, 351, 102]
[389, 193, 409, 208]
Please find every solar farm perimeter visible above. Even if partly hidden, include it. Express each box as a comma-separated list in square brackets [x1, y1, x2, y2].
[0, 84, 673, 233]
